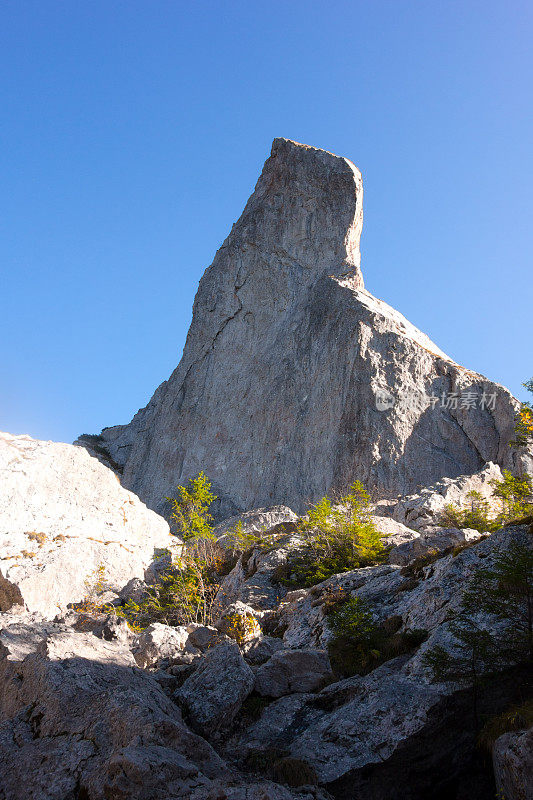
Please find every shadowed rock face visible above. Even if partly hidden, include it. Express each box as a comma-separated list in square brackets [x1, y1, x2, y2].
[79, 138, 524, 520]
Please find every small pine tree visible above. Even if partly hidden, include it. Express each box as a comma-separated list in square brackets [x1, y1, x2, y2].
[490, 470, 532, 522]
[422, 616, 501, 725]
[461, 539, 533, 663]
[439, 472, 532, 532]
[441, 489, 496, 533]
[167, 471, 217, 542]
[283, 481, 388, 587]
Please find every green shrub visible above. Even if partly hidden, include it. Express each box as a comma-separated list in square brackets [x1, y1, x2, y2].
[278, 482, 388, 588]
[491, 470, 533, 522]
[223, 520, 275, 557]
[440, 473, 533, 533]
[113, 542, 225, 630]
[441, 490, 497, 533]
[326, 595, 427, 677]
[115, 473, 228, 629]
[167, 471, 217, 542]
[478, 699, 533, 752]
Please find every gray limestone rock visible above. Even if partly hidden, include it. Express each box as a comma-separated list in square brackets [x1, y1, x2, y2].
[175, 641, 254, 736]
[0, 623, 227, 799]
[132, 622, 189, 668]
[79, 139, 526, 521]
[254, 648, 333, 697]
[492, 726, 533, 800]
[242, 635, 285, 665]
[390, 461, 504, 530]
[213, 600, 261, 644]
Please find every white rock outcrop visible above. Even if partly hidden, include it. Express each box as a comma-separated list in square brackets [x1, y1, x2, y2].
[132, 622, 189, 669]
[0, 432, 174, 617]
[391, 461, 505, 531]
[79, 139, 525, 520]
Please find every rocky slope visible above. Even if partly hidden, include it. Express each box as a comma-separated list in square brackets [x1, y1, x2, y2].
[0, 515, 530, 799]
[0, 434, 531, 799]
[78, 139, 527, 520]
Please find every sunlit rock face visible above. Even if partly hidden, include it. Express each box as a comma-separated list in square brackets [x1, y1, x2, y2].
[79, 138, 525, 519]
[0, 431, 173, 617]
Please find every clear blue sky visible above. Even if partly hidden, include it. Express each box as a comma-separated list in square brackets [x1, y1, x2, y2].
[1, 1, 532, 444]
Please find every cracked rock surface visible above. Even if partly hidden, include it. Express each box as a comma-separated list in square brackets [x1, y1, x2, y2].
[79, 139, 527, 520]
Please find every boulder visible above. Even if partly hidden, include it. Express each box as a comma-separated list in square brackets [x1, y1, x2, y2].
[391, 462, 504, 531]
[243, 635, 285, 665]
[61, 610, 133, 645]
[493, 727, 533, 800]
[370, 514, 420, 544]
[186, 623, 228, 651]
[0, 610, 60, 662]
[215, 505, 298, 544]
[0, 432, 174, 617]
[0, 622, 227, 799]
[388, 527, 484, 566]
[255, 648, 333, 697]
[79, 139, 524, 521]
[175, 642, 254, 736]
[214, 601, 261, 645]
[132, 622, 189, 668]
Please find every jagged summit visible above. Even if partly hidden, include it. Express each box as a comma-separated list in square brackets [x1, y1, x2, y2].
[78, 139, 524, 519]
[223, 136, 364, 288]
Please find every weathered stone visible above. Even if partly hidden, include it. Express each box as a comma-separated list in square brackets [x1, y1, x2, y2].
[243, 635, 285, 665]
[216, 531, 304, 613]
[0, 431, 174, 617]
[0, 610, 60, 662]
[388, 526, 484, 566]
[186, 623, 228, 651]
[119, 576, 150, 604]
[255, 648, 333, 697]
[214, 601, 261, 644]
[132, 622, 189, 668]
[371, 514, 419, 542]
[176, 642, 254, 736]
[493, 726, 533, 800]
[391, 462, 504, 531]
[276, 526, 531, 653]
[0, 623, 227, 799]
[62, 610, 134, 645]
[80, 140, 525, 521]
[215, 505, 298, 545]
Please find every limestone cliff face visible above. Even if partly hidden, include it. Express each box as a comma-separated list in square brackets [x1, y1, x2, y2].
[80, 138, 524, 519]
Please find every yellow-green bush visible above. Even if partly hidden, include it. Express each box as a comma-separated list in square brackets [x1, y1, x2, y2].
[277, 482, 388, 588]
